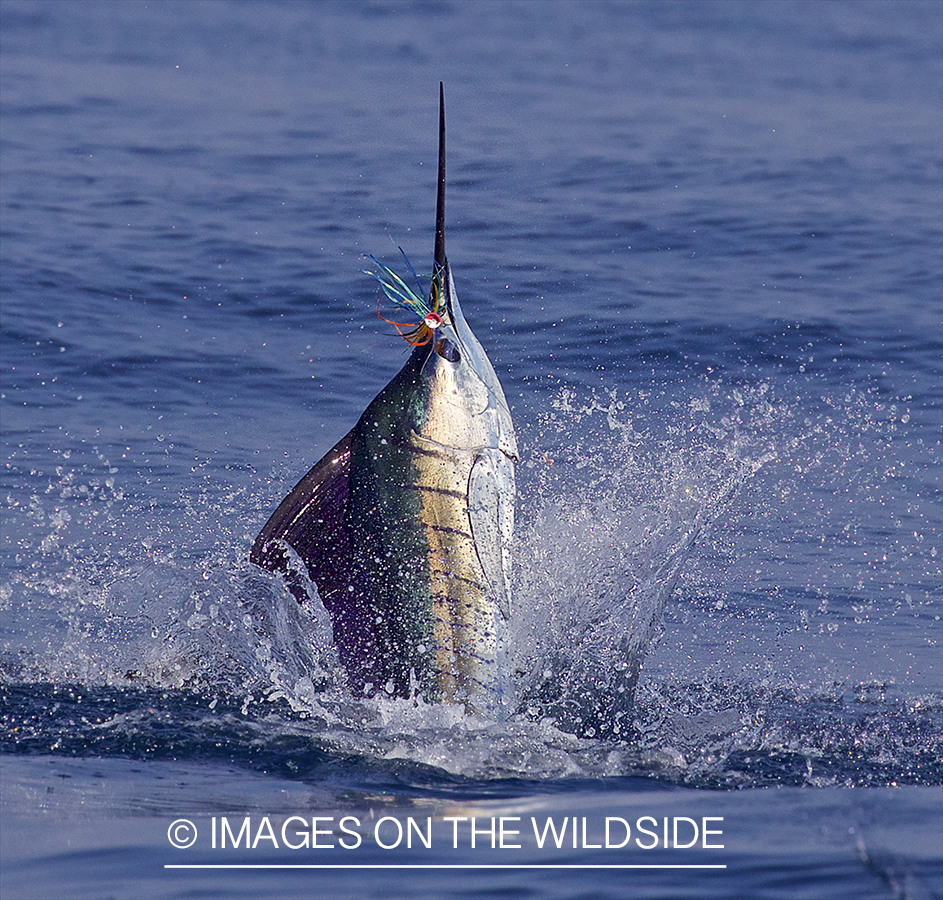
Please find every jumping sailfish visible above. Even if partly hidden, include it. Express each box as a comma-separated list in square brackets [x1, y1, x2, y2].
[250, 85, 517, 716]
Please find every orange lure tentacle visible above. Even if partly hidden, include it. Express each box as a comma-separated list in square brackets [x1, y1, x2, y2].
[365, 253, 447, 347]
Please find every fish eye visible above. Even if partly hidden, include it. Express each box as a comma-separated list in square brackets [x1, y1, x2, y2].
[434, 337, 461, 363]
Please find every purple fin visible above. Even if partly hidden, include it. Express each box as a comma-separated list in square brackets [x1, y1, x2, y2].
[250, 431, 383, 685]
[250, 430, 353, 604]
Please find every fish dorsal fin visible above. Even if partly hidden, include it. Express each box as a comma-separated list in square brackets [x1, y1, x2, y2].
[250, 430, 353, 606]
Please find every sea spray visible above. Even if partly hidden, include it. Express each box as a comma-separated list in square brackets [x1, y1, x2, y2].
[2, 378, 939, 786]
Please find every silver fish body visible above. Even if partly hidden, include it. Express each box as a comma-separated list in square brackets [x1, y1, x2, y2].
[251, 87, 516, 715]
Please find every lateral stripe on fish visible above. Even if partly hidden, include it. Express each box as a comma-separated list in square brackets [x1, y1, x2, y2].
[404, 484, 469, 501]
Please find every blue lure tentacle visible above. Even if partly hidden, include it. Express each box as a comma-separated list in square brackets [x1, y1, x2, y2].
[397, 246, 427, 300]
[364, 251, 445, 346]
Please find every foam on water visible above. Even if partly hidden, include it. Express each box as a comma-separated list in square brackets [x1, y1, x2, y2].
[3, 375, 939, 787]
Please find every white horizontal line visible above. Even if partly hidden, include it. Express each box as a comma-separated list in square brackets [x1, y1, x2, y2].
[164, 864, 727, 870]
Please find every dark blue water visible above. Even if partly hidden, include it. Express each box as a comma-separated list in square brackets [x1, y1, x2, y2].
[2, 1, 941, 898]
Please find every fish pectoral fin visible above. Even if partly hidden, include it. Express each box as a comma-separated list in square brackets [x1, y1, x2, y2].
[250, 430, 353, 607]
[467, 449, 515, 619]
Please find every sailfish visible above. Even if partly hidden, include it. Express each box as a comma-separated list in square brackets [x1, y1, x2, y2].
[250, 85, 517, 716]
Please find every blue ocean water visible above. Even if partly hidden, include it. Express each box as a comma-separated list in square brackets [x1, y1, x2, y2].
[1, 1, 941, 898]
